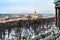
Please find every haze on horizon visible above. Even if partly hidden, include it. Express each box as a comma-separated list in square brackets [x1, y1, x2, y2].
[0, 0, 55, 14]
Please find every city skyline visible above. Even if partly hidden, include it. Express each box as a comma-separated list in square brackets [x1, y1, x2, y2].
[0, 0, 55, 14]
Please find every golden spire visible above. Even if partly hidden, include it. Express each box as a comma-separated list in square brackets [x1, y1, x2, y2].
[34, 8, 37, 17]
[32, 8, 38, 19]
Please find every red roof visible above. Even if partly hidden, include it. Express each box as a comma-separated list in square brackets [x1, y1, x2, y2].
[0, 16, 52, 23]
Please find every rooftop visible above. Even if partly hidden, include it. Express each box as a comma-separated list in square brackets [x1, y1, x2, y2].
[0, 16, 54, 23]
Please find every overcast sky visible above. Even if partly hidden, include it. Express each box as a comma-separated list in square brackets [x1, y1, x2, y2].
[0, 0, 55, 14]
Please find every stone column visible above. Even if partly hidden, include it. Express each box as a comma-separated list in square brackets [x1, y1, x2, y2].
[56, 8, 60, 28]
[55, 8, 57, 26]
[58, 8, 60, 28]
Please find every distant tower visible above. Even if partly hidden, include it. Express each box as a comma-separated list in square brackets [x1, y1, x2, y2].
[32, 8, 38, 18]
[54, 0, 60, 28]
[34, 8, 37, 17]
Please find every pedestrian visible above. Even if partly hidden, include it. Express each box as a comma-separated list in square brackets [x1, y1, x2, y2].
[26, 34, 30, 40]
